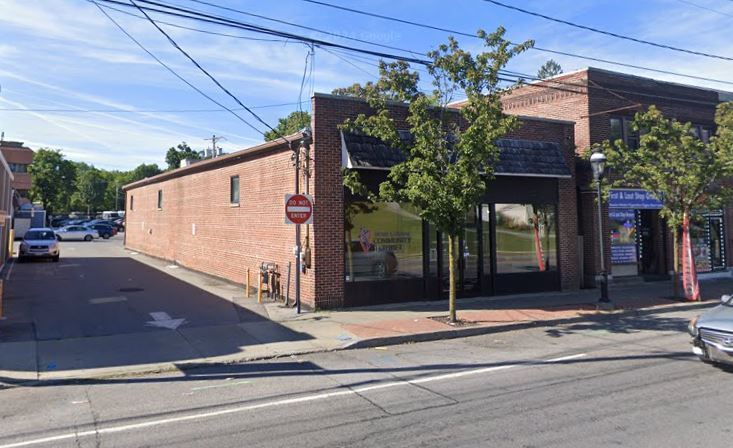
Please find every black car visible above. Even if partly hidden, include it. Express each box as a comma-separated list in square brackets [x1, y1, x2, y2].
[87, 223, 115, 239]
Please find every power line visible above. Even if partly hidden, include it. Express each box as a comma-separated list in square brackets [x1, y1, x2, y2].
[91, 1, 266, 136]
[96, 2, 290, 42]
[300, 0, 733, 87]
[128, 0, 288, 142]
[97, 0, 724, 107]
[0, 101, 308, 113]
[184, 0, 427, 58]
[673, 0, 733, 18]
[482, 0, 733, 62]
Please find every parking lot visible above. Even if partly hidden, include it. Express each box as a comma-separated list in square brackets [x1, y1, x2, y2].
[0, 235, 309, 375]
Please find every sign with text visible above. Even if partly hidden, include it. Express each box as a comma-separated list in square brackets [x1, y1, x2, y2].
[285, 194, 313, 225]
[609, 189, 663, 209]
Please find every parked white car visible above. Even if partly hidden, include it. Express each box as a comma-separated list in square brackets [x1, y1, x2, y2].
[54, 225, 98, 241]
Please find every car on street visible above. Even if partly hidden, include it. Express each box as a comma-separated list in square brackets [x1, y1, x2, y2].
[18, 228, 60, 262]
[54, 225, 98, 241]
[689, 295, 733, 366]
[87, 223, 116, 239]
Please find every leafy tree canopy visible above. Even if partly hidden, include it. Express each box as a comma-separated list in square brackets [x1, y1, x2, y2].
[264, 111, 311, 141]
[165, 141, 201, 170]
[537, 59, 563, 79]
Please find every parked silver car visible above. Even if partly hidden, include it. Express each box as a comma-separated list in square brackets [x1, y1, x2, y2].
[54, 225, 98, 241]
[19, 228, 60, 262]
[689, 295, 733, 365]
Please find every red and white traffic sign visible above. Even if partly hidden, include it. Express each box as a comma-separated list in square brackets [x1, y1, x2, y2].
[285, 193, 313, 225]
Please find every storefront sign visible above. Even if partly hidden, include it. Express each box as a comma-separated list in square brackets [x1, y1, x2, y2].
[608, 189, 663, 209]
[285, 193, 313, 225]
[611, 245, 637, 265]
[610, 208, 637, 265]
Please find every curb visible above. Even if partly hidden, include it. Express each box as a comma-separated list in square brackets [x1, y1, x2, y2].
[0, 300, 716, 389]
[345, 300, 716, 349]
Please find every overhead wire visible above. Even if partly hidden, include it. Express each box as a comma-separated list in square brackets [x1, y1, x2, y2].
[91, 1, 266, 136]
[127, 0, 290, 143]
[0, 101, 308, 113]
[482, 0, 733, 61]
[300, 0, 733, 87]
[95, 0, 724, 108]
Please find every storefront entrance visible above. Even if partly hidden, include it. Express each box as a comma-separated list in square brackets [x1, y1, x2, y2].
[439, 209, 481, 296]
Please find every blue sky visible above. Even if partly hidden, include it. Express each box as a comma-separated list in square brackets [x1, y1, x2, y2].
[0, 0, 731, 170]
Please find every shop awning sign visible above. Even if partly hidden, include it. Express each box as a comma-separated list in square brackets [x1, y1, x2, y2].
[609, 189, 663, 209]
[285, 193, 313, 225]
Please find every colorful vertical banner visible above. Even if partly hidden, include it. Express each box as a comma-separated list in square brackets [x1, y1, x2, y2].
[681, 213, 700, 301]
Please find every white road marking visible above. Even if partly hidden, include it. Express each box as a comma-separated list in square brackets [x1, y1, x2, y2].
[189, 380, 252, 392]
[146, 312, 186, 330]
[0, 352, 587, 448]
[58, 264, 81, 269]
[166, 265, 178, 269]
[70, 401, 88, 405]
[4, 259, 15, 280]
[128, 252, 138, 255]
[544, 353, 587, 363]
[89, 297, 127, 305]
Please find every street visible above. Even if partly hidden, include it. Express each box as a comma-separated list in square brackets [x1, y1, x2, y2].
[1, 304, 730, 447]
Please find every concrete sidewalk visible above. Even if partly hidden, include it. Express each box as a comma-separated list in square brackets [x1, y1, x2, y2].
[1, 247, 729, 386]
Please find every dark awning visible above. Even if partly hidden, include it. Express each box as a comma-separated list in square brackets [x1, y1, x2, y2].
[341, 131, 571, 178]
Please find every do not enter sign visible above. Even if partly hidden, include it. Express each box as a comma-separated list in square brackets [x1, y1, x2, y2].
[285, 194, 313, 225]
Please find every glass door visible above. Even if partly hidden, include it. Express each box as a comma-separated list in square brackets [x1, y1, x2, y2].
[440, 208, 480, 295]
[710, 216, 726, 270]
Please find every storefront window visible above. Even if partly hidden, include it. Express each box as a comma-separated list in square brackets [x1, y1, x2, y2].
[690, 212, 727, 273]
[495, 204, 557, 273]
[345, 202, 423, 281]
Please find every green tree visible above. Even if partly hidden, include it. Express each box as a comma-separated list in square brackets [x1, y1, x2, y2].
[28, 148, 75, 215]
[332, 61, 420, 101]
[74, 165, 108, 216]
[537, 59, 563, 79]
[165, 142, 201, 170]
[598, 104, 733, 300]
[128, 163, 162, 182]
[264, 111, 311, 141]
[343, 28, 533, 321]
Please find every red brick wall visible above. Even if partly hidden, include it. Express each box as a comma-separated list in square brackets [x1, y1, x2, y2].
[313, 94, 580, 295]
[124, 144, 318, 307]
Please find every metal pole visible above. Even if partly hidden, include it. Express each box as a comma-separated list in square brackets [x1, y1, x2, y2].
[294, 143, 302, 314]
[596, 180, 610, 304]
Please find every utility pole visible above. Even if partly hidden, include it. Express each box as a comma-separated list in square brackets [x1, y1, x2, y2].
[204, 135, 226, 158]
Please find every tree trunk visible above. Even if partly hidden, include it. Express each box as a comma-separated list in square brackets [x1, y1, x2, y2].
[345, 230, 354, 282]
[672, 226, 680, 299]
[448, 233, 457, 323]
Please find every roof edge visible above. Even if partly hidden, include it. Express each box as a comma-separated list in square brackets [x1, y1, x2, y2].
[123, 131, 304, 191]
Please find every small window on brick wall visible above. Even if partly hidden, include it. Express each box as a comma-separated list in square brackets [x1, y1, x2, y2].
[130, 195, 134, 211]
[157, 190, 163, 209]
[230, 175, 240, 205]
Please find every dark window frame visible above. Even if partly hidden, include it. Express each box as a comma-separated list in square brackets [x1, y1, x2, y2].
[130, 195, 134, 211]
[157, 190, 163, 210]
[230, 175, 240, 205]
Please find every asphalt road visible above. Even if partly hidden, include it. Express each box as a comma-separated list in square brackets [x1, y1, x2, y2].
[6, 236, 252, 341]
[1, 305, 729, 448]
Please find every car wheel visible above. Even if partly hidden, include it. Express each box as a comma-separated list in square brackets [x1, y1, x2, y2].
[372, 261, 387, 278]
[84, 235, 93, 241]
[52, 255, 60, 262]
[102, 234, 110, 239]
[56, 235, 63, 241]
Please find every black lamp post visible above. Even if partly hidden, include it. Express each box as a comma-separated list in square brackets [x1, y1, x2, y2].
[590, 148, 613, 308]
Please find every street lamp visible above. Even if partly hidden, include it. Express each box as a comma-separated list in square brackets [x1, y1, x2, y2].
[590, 148, 613, 309]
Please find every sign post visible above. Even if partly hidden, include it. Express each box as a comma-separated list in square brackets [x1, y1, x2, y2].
[285, 193, 313, 314]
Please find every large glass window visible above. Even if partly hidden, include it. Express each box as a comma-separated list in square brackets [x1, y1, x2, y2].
[495, 204, 557, 273]
[609, 116, 639, 149]
[345, 202, 423, 281]
[230, 176, 240, 204]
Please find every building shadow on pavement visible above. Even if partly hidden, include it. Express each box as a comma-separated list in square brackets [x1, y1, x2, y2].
[0, 256, 312, 376]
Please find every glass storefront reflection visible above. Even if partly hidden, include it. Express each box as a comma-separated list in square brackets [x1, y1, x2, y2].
[495, 204, 557, 273]
[345, 202, 423, 281]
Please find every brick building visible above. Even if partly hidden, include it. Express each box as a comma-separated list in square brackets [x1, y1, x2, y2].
[0, 138, 33, 204]
[124, 93, 580, 308]
[498, 67, 732, 287]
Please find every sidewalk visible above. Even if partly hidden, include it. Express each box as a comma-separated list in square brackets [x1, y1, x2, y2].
[1, 248, 729, 386]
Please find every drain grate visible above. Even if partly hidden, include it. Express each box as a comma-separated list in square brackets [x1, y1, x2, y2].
[118, 287, 144, 293]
